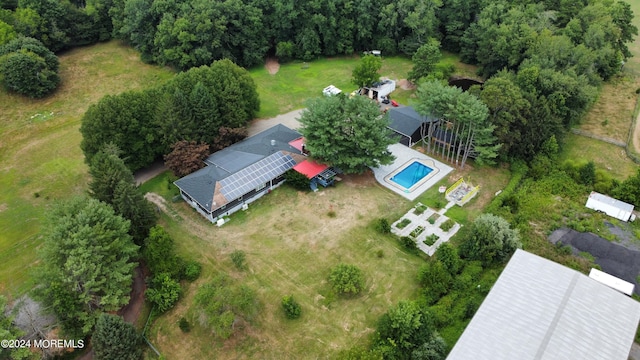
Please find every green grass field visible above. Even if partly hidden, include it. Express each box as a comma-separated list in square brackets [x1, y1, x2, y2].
[0, 41, 175, 296]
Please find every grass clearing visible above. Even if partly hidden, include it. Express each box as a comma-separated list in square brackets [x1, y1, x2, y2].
[559, 133, 638, 180]
[0, 41, 175, 297]
[146, 175, 425, 359]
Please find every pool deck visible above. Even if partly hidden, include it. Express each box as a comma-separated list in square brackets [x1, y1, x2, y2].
[372, 144, 453, 201]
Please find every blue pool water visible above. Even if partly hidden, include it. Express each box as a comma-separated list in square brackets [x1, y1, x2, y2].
[390, 162, 433, 189]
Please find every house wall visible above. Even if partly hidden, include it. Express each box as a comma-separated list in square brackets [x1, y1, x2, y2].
[181, 175, 288, 224]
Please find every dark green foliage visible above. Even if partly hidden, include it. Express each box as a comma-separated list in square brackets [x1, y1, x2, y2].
[439, 219, 455, 232]
[231, 250, 247, 271]
[0, 36, 59, 97]
[194, 274, 259, 339]
[0, 296, 31, 360]
[33, 197, 138, 337]
[418, 261, 452, 301]
[578, 161, 596, 186]
[299, 95, 395, 174]
[281, 295, 301, 319]
[146, 273, 181, 313]
[613, 169, 640, 207]
[143, 226, 184, 280]
[275, 41, 294, 62]
[178, 317, 191, 333]
[374, 218, 391, 234]
[112, 180, 157, 245]
[408, 38, 441, 83]
[399, 236, 418, 252]
[460, 214, 521, 266]
[435, 243, 460, 276]
[182, 260, 202, 282]
[373, 301, 445, 359]
[88, 145, 135, 204]
[396, 218, 411, 229]
[93, 314, 142, 360]
[328, 264, 365, 296]
[352, 54, 382, 88]
[284, 169, 311, 191]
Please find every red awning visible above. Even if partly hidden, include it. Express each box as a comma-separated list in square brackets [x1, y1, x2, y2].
[289, 137, 305, 152]
[293, 160, 328, 179]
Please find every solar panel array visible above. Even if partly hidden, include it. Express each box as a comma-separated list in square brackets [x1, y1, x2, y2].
[219, 152, 297, 201]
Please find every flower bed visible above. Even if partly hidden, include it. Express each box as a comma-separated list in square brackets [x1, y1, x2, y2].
[396, 218, 411, 229]
[410, 226, 425, 239]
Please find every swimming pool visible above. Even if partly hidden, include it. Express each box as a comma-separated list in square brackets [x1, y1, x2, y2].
[389, 161, 433, 189]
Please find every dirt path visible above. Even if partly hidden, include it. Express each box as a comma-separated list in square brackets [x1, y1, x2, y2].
[248, 109, 303, 136]
[634, 110, 640, 153]
[265, 57, 280, 75]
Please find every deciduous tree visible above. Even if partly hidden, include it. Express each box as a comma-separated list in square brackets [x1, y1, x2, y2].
[299, 95, 395, 174]
[164, 140, 209, 178]
[329, 264, 365, 296]
[351, 54, 382, 88]
[0, 36, 59, 97]
[408, 38, 441, 83]
[459, 213, 521, 265]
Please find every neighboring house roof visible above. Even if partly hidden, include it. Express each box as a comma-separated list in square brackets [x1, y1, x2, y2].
[293, 159, 329, 179]
[387, 106, 437, 137]
[588, 191, 634, 213]
[174, 124, 304, 212]
[447, 249, 640, 360]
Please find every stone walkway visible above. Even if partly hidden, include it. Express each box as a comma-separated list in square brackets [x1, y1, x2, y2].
[391, 201, 460, 256]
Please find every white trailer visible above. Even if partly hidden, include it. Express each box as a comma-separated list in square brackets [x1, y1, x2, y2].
[589, 268, 635, 296]
[585, 191, 636, 222]
[362, 79, 396, 102]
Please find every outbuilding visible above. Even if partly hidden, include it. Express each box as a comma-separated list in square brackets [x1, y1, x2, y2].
[585, 191, 636, 222]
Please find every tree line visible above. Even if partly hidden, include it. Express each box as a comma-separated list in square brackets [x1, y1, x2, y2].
[80, 59, 258, 171]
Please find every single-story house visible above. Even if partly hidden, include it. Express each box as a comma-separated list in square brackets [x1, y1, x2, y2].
[446, 249, 640, 360]
[387, 106, 439, 147]
[174, 124, 306, 223]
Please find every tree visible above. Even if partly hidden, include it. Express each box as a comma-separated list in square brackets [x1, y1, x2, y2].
[373, 301, 443, 359]
[33, 197, 138, 337]
[88, 145, 135, 204]
[145, 273, 181, 313]
[434, 243, 460, 276]
[352, 54, 382, 88]
[164, 140, 209, 177]
[459, 213, 521, 266]
[142, 226, 184, 280]
[0, 36, 59, 97]
[417, 261, 452, 301]
[408, 38, 441, 83]
[281, 295, 301, 319]
[92, 314, 142, 360]
[613, 169, 640, 207]
[0, 20, 16, 45]
[0, 296, 32, 360]
[299, 95, 395, 174]
[328, 264, 365, 296]
[112, 180, 157, 245]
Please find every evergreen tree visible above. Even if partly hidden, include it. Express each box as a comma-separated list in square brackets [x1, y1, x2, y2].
[93, 314, 142, 360]
[88, 146, 134, 204]
[112, 180, 157, 245]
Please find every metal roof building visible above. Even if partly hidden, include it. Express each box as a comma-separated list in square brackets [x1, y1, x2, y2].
[447, 249, 640, 360]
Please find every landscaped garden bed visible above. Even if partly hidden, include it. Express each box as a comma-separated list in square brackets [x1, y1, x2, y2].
[423, 234, 439, 246]
[440, 219, 455, 232]
[396, 218, 412, 229]
[427, 213, 440, 224]
[410, 226, 425, 239]
[414, 203, 429, 215]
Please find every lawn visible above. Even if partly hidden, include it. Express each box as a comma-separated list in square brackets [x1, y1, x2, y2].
[145, 175, 425, 359]
[559, 133, 638, 180]
[0, 41, 175, 296]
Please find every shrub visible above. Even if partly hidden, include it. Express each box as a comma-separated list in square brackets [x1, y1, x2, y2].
[178, 317, 191, 333]
[231, 250, 246, 270]
[143, 226, 184, 280]
[281, 295, 302, 319]
[327, 210, 337, 218]
[275, 41, 294, 62]
[284, 169, 311, 191]
[182, 260, 202, 281]
[414, 204, 429, 215]
[329, 264, 365, 296]
[396, 218, 411, 229]
[376, 249, 385, 258]
[439, 219, 455, 232]
[0, 37, 60, 98]
[423, 234, 439, 246]
[146, 273, 181, 313]
[375, 218, 391, 234]
[399, 236, 418, 251]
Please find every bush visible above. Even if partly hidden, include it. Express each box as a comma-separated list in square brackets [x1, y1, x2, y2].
[414, 204, 428, 215]
[399, 236, 418, 251]
[439, 219, 455, 232]
[423, 234, 439, 246]
[0, 37, 60, 98]
[376, 249, 385, 258]
[281, 295, 302, 319]
[284, 169, 311, 191]
[396, 218, 411, 229]
[275, 41, 294, 62]
[375, 218, 391, 234]
[329, 264, 365, 296]
[146, 273, 181, 313]
[178, 317, 191, 333]
[143, 226, 184, 280]
[231, 250, 247, 270]
[182, 260, 202, 281]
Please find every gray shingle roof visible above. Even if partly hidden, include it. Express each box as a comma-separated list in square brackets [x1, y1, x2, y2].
[387, 106, 437, 137]
[174, 124, 303, 212]
[447, 249, 640, 360]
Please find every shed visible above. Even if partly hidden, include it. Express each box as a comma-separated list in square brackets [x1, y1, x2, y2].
[361, 79, 396, 102]
[585, 191, 635, 222]
[387, 106, 438, 147]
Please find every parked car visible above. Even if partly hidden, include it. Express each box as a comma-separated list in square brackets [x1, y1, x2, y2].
[391, 100, 399, 107]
